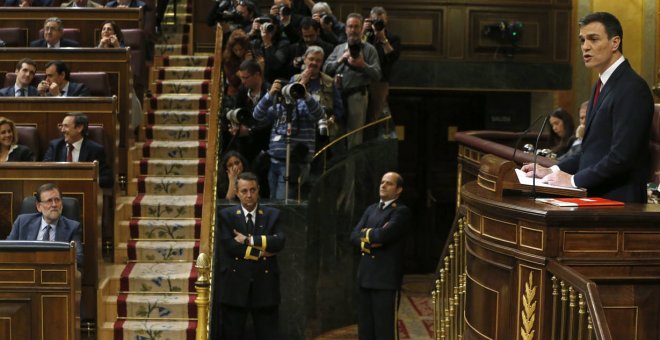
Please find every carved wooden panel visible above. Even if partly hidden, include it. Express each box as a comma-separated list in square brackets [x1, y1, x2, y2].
[0, 297, 31, 340]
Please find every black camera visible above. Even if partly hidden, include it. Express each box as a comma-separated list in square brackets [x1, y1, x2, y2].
[212, 0, 242, 23]
[348, 41, 362, 59]
[262, 22, 276, 33]
[279, 5, 292, 16]
[226, 108, 251, 125]
[255, 16, 272, 24]
[372, 19, 385, 31]
[321, 13, 336, 26]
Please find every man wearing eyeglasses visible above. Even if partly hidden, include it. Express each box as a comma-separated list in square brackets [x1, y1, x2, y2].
[7, 183, 83, 267]
[43, 112, 113, 188]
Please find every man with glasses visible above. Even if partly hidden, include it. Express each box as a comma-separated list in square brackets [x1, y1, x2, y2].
[43, 112, 113, 188]
[30, 17, 80, 48]
[7, 183, 83, 267]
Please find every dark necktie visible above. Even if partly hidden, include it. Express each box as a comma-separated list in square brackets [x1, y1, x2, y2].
[17, 88, 26, 97]
[378, 202, 385, 210]
[42, 225, 52, 241]
[66, 143, 74, 162]
[592, 79, 602, 106]
[246, 213, 254, 235]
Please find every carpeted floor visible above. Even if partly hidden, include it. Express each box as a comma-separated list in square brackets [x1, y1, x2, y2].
[316, 274, 435, 339]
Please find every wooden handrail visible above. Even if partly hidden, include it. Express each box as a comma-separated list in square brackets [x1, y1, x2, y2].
[547, 260, 613, 340]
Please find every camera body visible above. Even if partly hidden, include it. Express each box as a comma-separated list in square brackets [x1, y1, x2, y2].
[255, 16, 272, 24]
[262, 22, 276, 33]
[348, 41, 362, 59]
[279, 5, 292, 16]
[321, 13, 336, 26]
[372, 19, 385, 31]
[212, 0, 242, 23]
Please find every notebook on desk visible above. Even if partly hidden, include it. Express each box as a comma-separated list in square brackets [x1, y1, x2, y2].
[535, 197, 625, 207]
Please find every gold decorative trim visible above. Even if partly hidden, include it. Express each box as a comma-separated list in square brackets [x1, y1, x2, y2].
[477, 174, 496, 192]
[41, 295, 70, 340]
[0, 269, 35, 283]
[466, 208, 482, 235]
[561, 231, 619, 253]
[482, 216, 518, 245]
[520, 272, 537, 340]
[41, 269, 69, 285]
[621, 231, 660, 253]
[519, 225, 544, 251]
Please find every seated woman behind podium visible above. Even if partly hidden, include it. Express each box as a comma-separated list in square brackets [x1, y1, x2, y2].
[548, 108, 576, 158]
[0, 117, 34, 162]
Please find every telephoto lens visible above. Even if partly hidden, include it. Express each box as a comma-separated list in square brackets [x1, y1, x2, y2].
[280, 5, 292, 16]
[348, 41, 362, 59]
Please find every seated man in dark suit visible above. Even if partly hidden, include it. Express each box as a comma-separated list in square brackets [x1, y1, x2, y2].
[30, 17, 80, 48]
[37, 60, 91, 97]
[43, 112, 113, 188]
[60, 0, 102, 7]
[0, 58, 39, 97]
[6, 183, 83, 267]
[3, 0, 53, 6]
[104, 0, 145, 8]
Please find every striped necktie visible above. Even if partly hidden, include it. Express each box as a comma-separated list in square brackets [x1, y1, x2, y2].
[42, 225, 52, 241]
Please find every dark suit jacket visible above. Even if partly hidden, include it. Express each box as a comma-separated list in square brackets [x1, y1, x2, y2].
[43, 138, 113, 188]
[0, 86, 39, 97]
[558, 60, 654, 203]
[214, 204, 285, 308]
[62, 82, 91, 97]
[6, 212, 83, 267]
[105, 0, 145, 7]
[4, 0, 53, 6]
[7, 144, 35, 161]
[350, 199, 411, 290]
[29, 38, 80, 48]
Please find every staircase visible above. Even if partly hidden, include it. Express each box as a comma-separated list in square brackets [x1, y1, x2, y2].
[98, 0, 218, 338]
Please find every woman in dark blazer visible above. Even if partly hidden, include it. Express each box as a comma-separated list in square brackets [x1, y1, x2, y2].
[0, 117, 34, 162]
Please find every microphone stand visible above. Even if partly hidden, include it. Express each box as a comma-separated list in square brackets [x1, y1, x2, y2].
[283, 103, 293, 204]
[512, 113, 551, 162]
[531, 115, 550, 197]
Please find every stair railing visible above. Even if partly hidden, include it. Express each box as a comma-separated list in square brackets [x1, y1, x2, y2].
[195, 22, 224, 340]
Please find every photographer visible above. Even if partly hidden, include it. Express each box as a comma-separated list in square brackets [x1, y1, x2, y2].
[284, 17, 335, 77]
[207, 0, 258, 34]
[293, 46, 343, 151]
[250, 15, 291, 83]
[270, 0, 303, 44]
[224, 60, 272, 169]
[252, 77, 323, 200]
[363, 6, 401, 124]
[323, 13, 381, 148]
[311, 2, 347, 45]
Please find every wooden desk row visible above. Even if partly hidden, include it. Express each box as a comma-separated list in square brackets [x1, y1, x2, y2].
[0, 48, 133, 178]
[0, 7, 142, 48]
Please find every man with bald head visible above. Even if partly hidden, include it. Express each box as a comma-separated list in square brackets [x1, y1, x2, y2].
[350, 171, 411, 340]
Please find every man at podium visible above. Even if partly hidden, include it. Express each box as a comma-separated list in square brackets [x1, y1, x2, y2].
[522, 12, 654, 203]
[6, 183, 83, 267]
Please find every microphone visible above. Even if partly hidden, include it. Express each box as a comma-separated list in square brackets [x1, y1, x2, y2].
[531, 115, 550, 197]
[512, 113, 550, 161]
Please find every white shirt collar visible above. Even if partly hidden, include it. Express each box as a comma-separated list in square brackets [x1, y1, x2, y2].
[241, 204, 258, 221]
[380, 198, 396, 209]
[2, 144, 18, 161]
[13, 84, 26, 95]
[598, 55, 625, 87]
[60, 82, 70, 97]
[48, 41, 61, 48]
[40, 217, 58, 230]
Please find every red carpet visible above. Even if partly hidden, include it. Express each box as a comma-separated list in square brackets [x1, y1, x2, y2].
[316, 274, 434, 339]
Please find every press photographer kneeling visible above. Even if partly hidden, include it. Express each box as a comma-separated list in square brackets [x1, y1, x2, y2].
[253, 76, 323, 200]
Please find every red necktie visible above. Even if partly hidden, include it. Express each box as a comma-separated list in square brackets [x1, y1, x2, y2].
[592, 79, 602, 106]
[66, 143, 74, 162]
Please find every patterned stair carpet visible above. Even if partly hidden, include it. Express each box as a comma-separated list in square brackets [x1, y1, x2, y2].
[110, 0, 212, 338]
[315, 275, 435, 339]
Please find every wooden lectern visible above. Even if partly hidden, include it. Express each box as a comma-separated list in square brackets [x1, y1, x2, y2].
[0, 241, 80, 340]
[451, 155, 660, 339]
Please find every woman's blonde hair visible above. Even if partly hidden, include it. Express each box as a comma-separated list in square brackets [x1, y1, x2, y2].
[0, 116, 18, 145]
